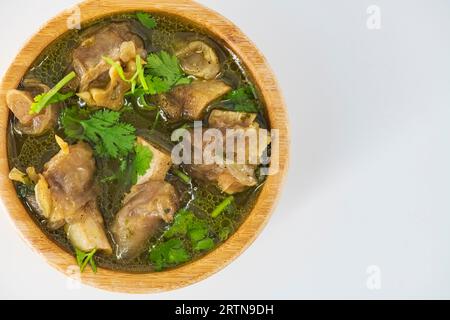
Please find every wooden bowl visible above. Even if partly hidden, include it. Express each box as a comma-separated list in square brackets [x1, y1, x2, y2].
[0, 0, 289, 293]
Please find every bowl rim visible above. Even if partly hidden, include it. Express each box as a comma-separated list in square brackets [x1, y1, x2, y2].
[0, 0, 290, 294]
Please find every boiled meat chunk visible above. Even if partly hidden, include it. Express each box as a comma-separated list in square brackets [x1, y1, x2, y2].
[186, 110, 270, 194]
[6, 83, 58, 136]
[156, 80, 231, 120]
[36, 140, 112, 253]
[111, 181, 179, 260]
[73, 23, 146, 109]
[65, 201, 112, 254]
[73, 22, 145, 91]
[208, 109, 257, 128]
[175, 41, 220, 80]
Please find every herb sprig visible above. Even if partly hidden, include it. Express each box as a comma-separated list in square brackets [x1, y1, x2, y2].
[136, 12, 157, 29]
[149, 210, 215, 271]
[225, 85, 259, 113]
[61, 107, 136, 159]
[29, 71, 76, 114]
[131, 143, 153, 185]
[75, 248, 97, 273]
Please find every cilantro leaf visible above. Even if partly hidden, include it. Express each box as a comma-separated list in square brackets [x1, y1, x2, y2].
[163, 210, 214, 251]
[146, 51, 191, 87]
[136, 12, 157, 29]
[29, 71, 76, 114]
[131, 143, 153, 185]
[145, 75, 172, 94]
[125, 51, 190, 99]
[225, 85, 259, 113]
[149, 239, 190, 271]
[75, 248, 97, 273]
[163, 209, 194, 239]
[193, 238, 214, 251]
[61, 107, 136, 159]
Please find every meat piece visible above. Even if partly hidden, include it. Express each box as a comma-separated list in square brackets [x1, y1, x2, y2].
[36, 140, 112, 253]
[217, 164, 258, 194]
[157, 80, 231, 120]
[187, 163, 257, 194]
[77, 59, 136, 110]
[175, 41, 220, 80]
[35, 174, 53, 220]
[185, 110, 270, 194]
[65, 201, 112, 254]
[111, 181, 179, 260]
[6, 84, 58, 136]
[73, 23, 146, 109]
[73, 23, 145, 91]
[208, 109, 257, 128]
[135, 137, 172, 184]
[43, 141, 97, 224]
[6, 90, 34, 124]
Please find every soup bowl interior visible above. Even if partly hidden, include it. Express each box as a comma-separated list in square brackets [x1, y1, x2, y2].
[0, 0, 289, 293]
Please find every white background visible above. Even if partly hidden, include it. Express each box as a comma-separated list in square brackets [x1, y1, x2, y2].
[1, 0, 450, 299]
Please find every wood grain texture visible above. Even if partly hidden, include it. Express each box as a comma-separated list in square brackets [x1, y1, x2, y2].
[0, 0, 290, 293]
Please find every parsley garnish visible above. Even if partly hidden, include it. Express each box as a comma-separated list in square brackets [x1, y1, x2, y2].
[131, 143, 153, 185]
[61, 107, 136, 159]
[149, 210, 215, 270]
[136, 12, 157, 29]
[146, 51, 191, 88]
[75, 248, 97, 273]
[225, 85, 259, 113]
[29, 71, 76, 114]
[149, 239, 190, 271]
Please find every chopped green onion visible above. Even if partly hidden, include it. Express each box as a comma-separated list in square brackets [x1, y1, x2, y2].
[211, 196, 234, 218]
[173, 168, 191, 184]
[29, 71, 76, 114]
[136, 54, 149, 92]
[75, 248, 97, 273]
[103, 56, 129, 82]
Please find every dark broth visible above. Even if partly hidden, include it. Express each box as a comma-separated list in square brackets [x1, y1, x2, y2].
[7, 13, 269, 272]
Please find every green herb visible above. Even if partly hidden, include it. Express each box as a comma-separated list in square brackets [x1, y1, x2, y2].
[136, 54, 149, 92]
[145, 76, 172, 95]
[146, 51, 191, 87]
[164, 210, 214, 250]
[131, 143, 153, 185]
[193, 238, 214, 251]
[211, 196, 234, 218]
[125, 51, 190, 99]
[173, 168, 191, 184]
[29, 71, 76, 114]
[103, 55, 141, 91]
[225, 85, 259, 113]
[149, 239, 190, 271]
[103, 56, 130, 82]
[136, 12, 157, 29]
[75, 248, 97, 273]
[61, 107, 136, 159]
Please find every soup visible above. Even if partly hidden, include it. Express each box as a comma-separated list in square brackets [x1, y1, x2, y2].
[6, 13, 270, 273]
